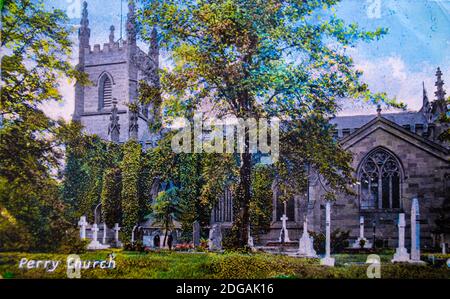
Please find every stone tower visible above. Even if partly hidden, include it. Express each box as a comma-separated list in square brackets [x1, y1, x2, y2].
[73, 1, 159, 144]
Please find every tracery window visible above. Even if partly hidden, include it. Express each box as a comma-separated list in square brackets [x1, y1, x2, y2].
[359, 148, 402, 210]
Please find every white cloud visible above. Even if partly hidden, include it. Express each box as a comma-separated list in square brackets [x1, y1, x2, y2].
[339, 48, 450, 116]
[39, 77, 75, 121]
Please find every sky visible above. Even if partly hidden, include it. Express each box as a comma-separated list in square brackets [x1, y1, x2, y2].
[41, 0, 450, 120]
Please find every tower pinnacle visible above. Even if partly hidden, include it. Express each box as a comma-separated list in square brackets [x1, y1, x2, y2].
[78, 1, 90, 48]
[126, 0, 136, 46]
[109, 25, 115, 44]
[435, 67, 446, 102]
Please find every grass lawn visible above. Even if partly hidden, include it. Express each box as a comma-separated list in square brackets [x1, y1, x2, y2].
[0, 251, 449, 279]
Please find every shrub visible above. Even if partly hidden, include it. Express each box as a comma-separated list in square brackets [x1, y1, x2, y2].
[57, 228, 90, 254]
[0, 207, 32, 252]
[311, 229, 350, 254]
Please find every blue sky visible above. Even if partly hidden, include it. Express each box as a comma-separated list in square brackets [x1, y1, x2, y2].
[42, 0, 450, 119]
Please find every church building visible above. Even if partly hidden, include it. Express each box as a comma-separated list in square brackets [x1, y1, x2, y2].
[74, 2, 449, 250]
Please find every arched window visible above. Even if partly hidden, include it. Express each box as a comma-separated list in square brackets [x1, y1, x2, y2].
[359, 148, 402, 210]
[212, 187, 233, 223]
[98, 73, 113, 110]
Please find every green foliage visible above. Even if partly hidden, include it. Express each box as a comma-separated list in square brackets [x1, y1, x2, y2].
[121, 140, 142, 240]
[177, 153, 209, 240]
[101, 167, 122, 227]
[250, 164, 274, 233]
[0, 0, 90, 252]
[0, 207, 32, 252]
[437, 96, 450, 142]
[310, 228, 350, 254]
[138, 0, 400, 247]
[152, 187, 181, 246]
[57, 228, 89, 254]
[1, 0, 88, 117]
[61, 135, 122, 221]
[4, 251, 450, 279]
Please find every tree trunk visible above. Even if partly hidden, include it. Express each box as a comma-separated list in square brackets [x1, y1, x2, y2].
[237, 151, 252, 248]
[233, 120, 252, 248]
[163, 221, 168, 247]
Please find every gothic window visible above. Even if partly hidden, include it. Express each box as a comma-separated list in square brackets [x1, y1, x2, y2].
[98, 73, 113, 110]
[212, 187, 233, 223]
[359, 148, 402, 210]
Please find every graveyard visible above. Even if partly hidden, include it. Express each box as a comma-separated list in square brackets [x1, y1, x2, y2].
[2, 198, 449, 279]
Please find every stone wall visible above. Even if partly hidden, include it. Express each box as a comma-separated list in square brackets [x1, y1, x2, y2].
[257, 118, 449, 249]
[315, 123, 449, 249]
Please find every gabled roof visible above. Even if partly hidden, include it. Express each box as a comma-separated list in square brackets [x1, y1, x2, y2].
[339, 114, 449, 162]
[330, 111, 427, 130]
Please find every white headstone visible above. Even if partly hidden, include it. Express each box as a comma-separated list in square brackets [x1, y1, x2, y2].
[92, 223, 99, 242]
[247, 226, 254, 248]
[78, 216, 88, 239]
[131, 225, 138, 244]
[87, 223, 110, 250]
[113, 223, 122, 247]
[320, 202, 335, 266]
[102, 223, 107, 244]
[279, 214, 291, 242]
[410, 198, 422, 263]
[297, 218, 317, 258]
[440, 234, 446, 255]
[392, 213, 410, 262]
[352, 216, 372, 248]
[208, 224, 222, 251]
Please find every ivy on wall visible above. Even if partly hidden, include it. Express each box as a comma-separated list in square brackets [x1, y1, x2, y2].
[120, 140, 142, 240]
[101, 167, 122, 227]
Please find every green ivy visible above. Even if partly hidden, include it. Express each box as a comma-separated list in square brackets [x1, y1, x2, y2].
[101, 167, 122, 227]
[121, 140, 142, 240]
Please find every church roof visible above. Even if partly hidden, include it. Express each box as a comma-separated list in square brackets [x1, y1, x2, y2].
[330, 111, 427, 130]
[339, 114, 449, 161]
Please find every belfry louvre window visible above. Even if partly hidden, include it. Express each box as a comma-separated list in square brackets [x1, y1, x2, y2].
[359, 148, 401, 210]
[99, 74, 113, 110]
[102, 77, 113, 108]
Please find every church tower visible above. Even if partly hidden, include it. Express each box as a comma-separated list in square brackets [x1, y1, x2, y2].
[73, 1, 159, 145]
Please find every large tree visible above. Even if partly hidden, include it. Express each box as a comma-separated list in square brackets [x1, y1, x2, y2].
[0, 0, 87, 250]
[139, 0, 400, 247]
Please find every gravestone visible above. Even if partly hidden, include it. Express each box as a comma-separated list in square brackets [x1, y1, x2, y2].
[102, 223, 107, 244]
[352, 216, 372, 248]
[131, 225, 138, 244]
[278, 214, 291, 243]
[208, 224, 222, 251]
[78, 216, 88, 239]
[193, 221, 200, 247]
[87, 223, 110, 250]
[392, 213, 410, 262]
[320, 201, 335, 266]
[113, 223, 122, 247]
[248, 226, 254, 248]
[297, 218, 317, 258]
[410, 198, 425, 264]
